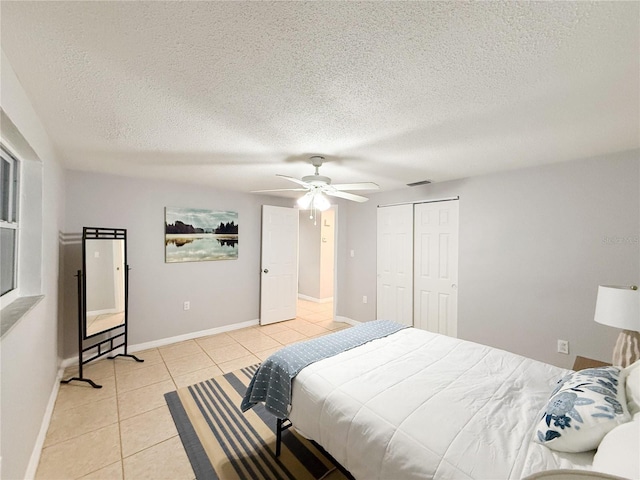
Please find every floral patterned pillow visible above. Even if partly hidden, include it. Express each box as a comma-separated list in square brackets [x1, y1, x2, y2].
[534, 366, 631, 453]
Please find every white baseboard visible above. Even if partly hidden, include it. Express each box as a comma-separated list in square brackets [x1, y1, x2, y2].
[62, 319, 260, 367]
[297, 294, 333, 304]
[335, 315, 360, 326]
[25, 366, 65, 480]
[129, 319, 259, 352]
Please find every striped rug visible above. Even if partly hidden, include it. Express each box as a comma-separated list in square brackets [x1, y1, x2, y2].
[165, 365, 351, 480]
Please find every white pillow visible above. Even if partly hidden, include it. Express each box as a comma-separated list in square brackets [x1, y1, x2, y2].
[534, 366, 631, 453]
[592, 419, 640, 480]
[623, 359, 640, 417]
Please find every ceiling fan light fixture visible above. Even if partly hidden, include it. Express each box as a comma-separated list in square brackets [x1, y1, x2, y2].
[268, 155, 379, 214]
[313, 192, 331, 211]
[297, 191, 313, 209]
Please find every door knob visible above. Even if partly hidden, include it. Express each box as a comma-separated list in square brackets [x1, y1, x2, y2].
[451, 283, 457, 290]
[263, 269, 269, 273]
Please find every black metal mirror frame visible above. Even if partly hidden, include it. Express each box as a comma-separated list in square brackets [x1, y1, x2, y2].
[61, 227, 143, 389]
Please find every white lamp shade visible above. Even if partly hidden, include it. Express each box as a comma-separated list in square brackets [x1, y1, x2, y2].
[296, 192, 313, 209]
[594, 285, 640, 331]
[313, 193, 331, 211]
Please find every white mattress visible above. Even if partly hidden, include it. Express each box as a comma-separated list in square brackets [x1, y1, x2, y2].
[289, 328, 595, 480]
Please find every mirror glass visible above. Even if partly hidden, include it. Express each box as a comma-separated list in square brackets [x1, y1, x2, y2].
[84, 238, 126, 338]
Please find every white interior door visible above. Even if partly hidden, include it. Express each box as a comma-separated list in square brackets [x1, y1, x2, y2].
[260, 205, 299, 325]
[377, 204, 414, 326]
[414, 200, 459, 336]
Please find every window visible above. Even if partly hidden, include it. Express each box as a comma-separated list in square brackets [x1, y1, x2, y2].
[1, 144, 19, 297]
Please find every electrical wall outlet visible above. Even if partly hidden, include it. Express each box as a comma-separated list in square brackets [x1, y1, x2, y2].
[183, 301, 190, 311]
[557, 339, 569, 355]
[362, 296, 368, 304]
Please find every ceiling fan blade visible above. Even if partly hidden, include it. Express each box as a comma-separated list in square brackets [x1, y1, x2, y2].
[251, 188, 308, 193]
[325, 190, 369, 203]
[276, 174, 312, 188]
[331, 182, 380, 191]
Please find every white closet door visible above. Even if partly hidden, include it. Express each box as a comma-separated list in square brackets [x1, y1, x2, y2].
[377, 204, 413, 326]
[414, 200, 459, 337]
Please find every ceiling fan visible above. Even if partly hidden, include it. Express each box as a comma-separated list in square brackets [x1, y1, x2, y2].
[252, 156, 379, 210]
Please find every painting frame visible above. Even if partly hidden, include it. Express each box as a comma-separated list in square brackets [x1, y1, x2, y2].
[164, 207, 238, 263]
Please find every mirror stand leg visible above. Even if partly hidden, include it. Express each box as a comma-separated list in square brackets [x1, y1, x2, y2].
[60, 377, 102, 389]
[108, 353, 144, 363]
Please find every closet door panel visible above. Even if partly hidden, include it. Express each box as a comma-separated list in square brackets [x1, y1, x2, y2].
[414, 201, 459, 337]
[377, 204, 413, 326]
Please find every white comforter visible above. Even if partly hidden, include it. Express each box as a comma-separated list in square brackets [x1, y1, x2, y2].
[289, 328, 594, 480]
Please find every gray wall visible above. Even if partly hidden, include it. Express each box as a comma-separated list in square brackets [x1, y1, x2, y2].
[298, 210, 321, 298]
[336, 150, 640, 368]
[1, 51, 65, 480]
[63, 171, 292, 358]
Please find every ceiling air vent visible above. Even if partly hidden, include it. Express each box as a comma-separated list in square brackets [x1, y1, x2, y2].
[406, 180, 432, 187]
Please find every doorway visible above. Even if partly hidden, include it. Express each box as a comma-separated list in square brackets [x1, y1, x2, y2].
[298, 206, 336, 319]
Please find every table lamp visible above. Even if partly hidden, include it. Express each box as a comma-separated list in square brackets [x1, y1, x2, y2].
[594, 285, 640, 367]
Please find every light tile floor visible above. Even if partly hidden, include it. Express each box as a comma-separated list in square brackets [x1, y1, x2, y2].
[36, 300, 346, 480]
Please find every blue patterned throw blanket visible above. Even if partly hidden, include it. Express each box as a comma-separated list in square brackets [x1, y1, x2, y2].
[241, 320, 407, 419]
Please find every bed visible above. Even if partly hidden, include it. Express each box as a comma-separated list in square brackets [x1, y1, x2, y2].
[242, 322, 639, 480]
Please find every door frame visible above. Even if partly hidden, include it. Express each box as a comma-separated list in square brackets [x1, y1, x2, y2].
[261, 203, 341, 324]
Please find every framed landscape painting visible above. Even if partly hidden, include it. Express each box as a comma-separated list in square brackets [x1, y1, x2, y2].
[165, 207, 238, 263]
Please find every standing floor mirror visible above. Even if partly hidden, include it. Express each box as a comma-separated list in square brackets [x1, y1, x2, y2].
[61, 227, 142, 388]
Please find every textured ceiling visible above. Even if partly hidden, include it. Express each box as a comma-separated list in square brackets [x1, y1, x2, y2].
[1, 1, 638, 195]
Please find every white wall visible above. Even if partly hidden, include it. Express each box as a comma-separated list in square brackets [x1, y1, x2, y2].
[0, 51, 65, 480]
[337, 150, 640, 368]
[62, 171, 293, 358]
